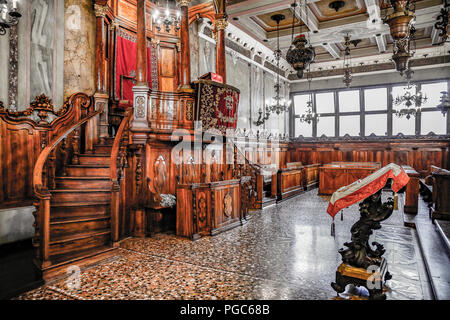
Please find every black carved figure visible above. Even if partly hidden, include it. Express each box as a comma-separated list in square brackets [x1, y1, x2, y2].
[338, 188, 394, 269]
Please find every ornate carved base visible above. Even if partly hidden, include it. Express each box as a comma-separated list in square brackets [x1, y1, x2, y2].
[331, 258, 391, 300]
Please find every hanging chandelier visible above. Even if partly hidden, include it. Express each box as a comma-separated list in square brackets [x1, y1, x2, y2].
[437, 90, 450, 116]
[255, 14, 292, 126]
[393, 69, 427, 119]
[0, 0, 21, 36]
[434, 0, 449, 44]
[342, 34, 352, 88]
[152, 0, 181, 33]
[298, 67, 320, 124]
[286, 0, 315, 79]
[383, 0, 416, 75]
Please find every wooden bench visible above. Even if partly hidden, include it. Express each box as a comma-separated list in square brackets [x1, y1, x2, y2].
[427, 166, 450, 221]
[318, 162, 381, 195]
[277, 162, 304, 200]
[303, 163, 321, 190]
[401, 165, 420, 214]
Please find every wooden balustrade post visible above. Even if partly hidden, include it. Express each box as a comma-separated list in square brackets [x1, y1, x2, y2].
[111, 180, 120, 246]
[177, 0, 194, 92]
[41, 197, 51, 268]
[271, 173, 277, 198]
[94, 4, 109, 144]
[131, 0, 151, 141]
[215, 16, 228, 84]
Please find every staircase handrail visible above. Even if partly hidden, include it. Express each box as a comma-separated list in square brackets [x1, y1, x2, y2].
[33, 108, 103, 199]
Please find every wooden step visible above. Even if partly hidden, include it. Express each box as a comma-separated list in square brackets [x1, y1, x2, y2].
[50, 215, 111, 238]
[65, 164, 110, 177]
[51, 189, 111, 203]
[50, 202, 110, 219]
[94, 144, 113, 154]
[49, 229, 111, 257]
[44, 245, 117, 280]
[78, 154, 110, 165]
[55, 176, 111, 189]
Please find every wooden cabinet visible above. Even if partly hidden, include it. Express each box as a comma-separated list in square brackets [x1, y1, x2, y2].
[319, 162, 381, 195]
[176, 180, 242, 239]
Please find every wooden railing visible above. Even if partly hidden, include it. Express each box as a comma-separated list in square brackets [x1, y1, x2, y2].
[110, 110, 133, 243]
[32, 107, 102, 267]
[0, 93, 92, 208]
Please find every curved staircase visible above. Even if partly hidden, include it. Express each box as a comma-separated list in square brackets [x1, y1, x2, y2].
[41, 137, 118, 280]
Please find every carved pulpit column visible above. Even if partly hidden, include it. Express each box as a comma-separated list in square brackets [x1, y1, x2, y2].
[94, 4, 109, 144]
[131, 0, 151, 141]
[215, 16, 228, 84]
[177, 0, 193, 92]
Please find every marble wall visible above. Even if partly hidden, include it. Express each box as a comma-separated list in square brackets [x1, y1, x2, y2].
[0, 0, 67, 111]
[189, 21, 290, 135]
[63, 0, 96, 100]
[0, 207, 35, 245]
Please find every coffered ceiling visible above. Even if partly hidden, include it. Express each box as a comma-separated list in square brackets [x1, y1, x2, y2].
[224, 0, 448, 77]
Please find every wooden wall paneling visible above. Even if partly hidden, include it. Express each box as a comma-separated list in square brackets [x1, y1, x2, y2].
[158, 43, 178, 92]
[210, 180, 240, 235]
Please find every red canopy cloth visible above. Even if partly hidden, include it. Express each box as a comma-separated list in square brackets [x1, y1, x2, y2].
[115, 31, 157, 105]
[326, 163, 410, 219]
[194, 80, 240, 134]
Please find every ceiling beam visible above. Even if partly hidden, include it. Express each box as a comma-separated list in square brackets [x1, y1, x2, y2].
[291, 2, 319, 32]
[364, 0, 381, 24]
[321, 43, 341, 59]
[431, 26, 442, 45]
[375, 34, 387, 53]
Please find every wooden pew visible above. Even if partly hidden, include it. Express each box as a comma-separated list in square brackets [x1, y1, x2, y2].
[401, 165, 420, 214]
[318, 162, 381, 195]
[277, 162, 304, 200]
[428, 166, 450, 221]
[303, 163, 321, 190]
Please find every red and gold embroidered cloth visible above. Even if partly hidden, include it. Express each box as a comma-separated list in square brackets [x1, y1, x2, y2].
[194, 80, 240, 133]
[327, 163, 410, 219]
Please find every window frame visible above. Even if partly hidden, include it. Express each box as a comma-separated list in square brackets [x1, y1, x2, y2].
[290, 78, 450, 139]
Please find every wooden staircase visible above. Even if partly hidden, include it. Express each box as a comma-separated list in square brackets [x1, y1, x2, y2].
[41, 137, 117, 279]
[30, 99, 128, 281]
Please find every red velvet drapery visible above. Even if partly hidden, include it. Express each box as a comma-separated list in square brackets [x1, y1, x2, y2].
[115, 36, 153, 105]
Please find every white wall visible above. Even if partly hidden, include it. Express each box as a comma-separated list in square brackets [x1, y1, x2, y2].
[0, 207, 35, 245]
[189, 21, 290, 135]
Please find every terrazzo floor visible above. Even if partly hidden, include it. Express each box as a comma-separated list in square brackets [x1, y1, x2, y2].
[14, 189, 432, 300]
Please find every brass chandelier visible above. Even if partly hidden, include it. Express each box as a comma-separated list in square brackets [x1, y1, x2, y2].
[286, 0, 315, 79]
[152, 0, 181, 33]
[298, 67, 320, 124]
[342, 34, 352, 88]
[393, 69, 427, 119]
[434, 0, 449, 44]
[0, 0, 21, 36]
[383, 0, 416, 75]
[254, 14, 292, 126]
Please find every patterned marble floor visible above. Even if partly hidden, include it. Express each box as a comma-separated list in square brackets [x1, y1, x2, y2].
[14, 189, 432, 300]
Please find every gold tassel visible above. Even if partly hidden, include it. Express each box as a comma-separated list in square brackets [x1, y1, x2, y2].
[394, 193, 398, 210]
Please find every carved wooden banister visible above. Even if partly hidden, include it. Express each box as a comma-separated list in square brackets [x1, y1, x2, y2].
[110, 110, 132, 183]
[33, 109, 103, 197]
[31, 108, 103, 267]
[110, 110, 133, 244]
